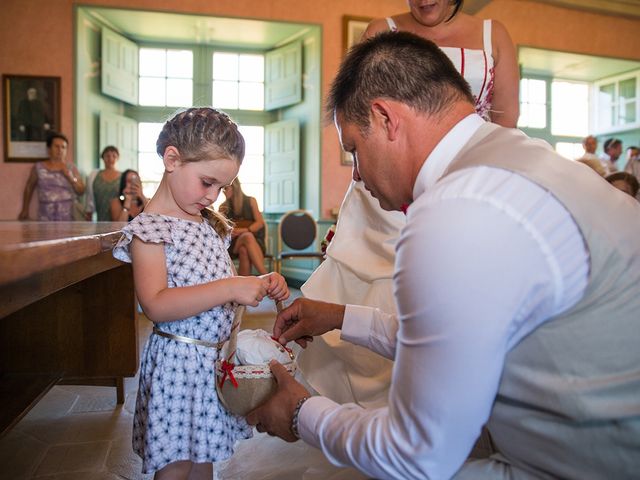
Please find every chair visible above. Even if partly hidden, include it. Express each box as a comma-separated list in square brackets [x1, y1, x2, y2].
[262, 221, 276, 272]
[276, 210, 325, 273]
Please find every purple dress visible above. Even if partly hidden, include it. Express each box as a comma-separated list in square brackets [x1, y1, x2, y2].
[35, 162, 75, 221]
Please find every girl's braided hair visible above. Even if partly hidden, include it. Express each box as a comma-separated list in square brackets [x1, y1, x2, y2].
[157, 107, 245, 237]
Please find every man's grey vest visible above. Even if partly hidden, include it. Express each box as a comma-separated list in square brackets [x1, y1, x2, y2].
[444, 123, 640, 479]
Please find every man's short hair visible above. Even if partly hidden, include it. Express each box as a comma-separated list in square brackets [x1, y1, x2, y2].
[326, 31, 474, 128]
[603, 138, 622, 152]
[46, 131, 68, 148]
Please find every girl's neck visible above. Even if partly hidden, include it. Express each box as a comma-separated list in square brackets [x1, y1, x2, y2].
[145, 177, 202, 223]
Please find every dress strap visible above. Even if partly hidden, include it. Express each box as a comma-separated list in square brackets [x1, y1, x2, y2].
[385, 17, 398, 32]
[483, 19, 493, 59]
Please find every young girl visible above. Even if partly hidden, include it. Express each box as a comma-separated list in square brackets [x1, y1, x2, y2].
[113, 107, 289, 479]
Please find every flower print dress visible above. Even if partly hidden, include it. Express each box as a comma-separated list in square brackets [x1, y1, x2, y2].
[35, 162, 75, 221]
[113, 213, 252, 473]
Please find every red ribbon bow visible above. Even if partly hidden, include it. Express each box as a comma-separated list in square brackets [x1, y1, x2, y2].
[219, 359, 238, 389]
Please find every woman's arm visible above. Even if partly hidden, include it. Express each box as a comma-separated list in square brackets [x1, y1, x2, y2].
[490, 20, 520, 128]
[110, 197, 130, 222]
[63, 163, 85, 195]
[18, 166, 38, 220]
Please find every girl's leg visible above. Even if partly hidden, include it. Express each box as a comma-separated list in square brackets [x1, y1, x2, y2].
[237, 246, 251, 276]
[154, 460, 192, 480]
[234, 233, 268, 275]
[188, 462, 213, 480]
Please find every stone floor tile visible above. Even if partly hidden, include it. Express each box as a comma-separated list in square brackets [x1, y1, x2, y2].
[33, 441, 110, 476]
[0, 429, 48, 480]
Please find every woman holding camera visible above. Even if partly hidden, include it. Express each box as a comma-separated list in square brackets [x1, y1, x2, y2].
[110, 169, 147, 221]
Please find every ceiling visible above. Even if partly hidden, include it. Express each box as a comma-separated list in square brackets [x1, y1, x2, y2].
[85, 7, 314, 50]
[85, 4, 640, 81]
[519, 47, 640, 82]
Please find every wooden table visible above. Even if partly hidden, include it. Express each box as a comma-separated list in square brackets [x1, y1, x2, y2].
[0, 222, 138, 436]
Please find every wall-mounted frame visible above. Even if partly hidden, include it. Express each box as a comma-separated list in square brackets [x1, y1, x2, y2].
[2, 74, 61, 162]
[342, 15, 371, 54]
[340, 16, 370, 166]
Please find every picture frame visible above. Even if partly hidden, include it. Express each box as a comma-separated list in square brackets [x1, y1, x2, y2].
[342, 15, 371, 54]
[340, 16, 371, 166]
[3, 74, 61, 162]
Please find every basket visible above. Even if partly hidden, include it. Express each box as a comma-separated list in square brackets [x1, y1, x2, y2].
[215, 306, 297, 416]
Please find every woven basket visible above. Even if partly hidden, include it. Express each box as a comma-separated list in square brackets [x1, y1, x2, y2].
[215, 306, 296, 416]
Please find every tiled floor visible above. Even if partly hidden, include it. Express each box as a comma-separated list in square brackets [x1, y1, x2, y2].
[0, 291, 325, 480]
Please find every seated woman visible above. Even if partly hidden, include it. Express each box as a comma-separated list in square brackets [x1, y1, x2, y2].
[219, 178, 268, 275]
[110, 169, 147, 221]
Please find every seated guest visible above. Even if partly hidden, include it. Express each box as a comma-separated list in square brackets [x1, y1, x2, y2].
[110, 169, 146, 221]
[624, 146, 640, 200]
[18, 132, 85, 221]
[219, 178, 268, 275]
[606, 171, 639, 199]
[576, 134, 606, 176]
[599, 137, 622, 175]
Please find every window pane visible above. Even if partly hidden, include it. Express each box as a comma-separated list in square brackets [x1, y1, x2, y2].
[138, 152, 164, 182]
[167, 50, 193, 78]
[213, 52, 239, 81]
[239, 155, 264, 183]
[621, 100, 636, 124]
[238, 82, 264, 110]
[239, 54, 264, 82]
[166, 78, 193, 107]
[555, 142, 584, 160]
[239, 126, 264, 155]
[529, 104, 546, 129]
[517, 103, 529, 128]
[212, 81, 238, 109]
[138, 122, 163, 153]
[619, 78, 636, 102]
[139, 49, 166, 77]
[551, 81, 588, 137]
[526, 79, 546, 103]
[139, 78, 166, 106]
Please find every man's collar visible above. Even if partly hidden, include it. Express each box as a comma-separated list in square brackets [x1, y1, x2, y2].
[412, 113, 485, 200]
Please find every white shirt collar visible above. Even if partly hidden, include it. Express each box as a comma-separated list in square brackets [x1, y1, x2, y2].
[413, 113, 485, 200]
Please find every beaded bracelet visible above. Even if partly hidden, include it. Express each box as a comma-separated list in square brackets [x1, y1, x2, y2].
[291, 396, 310, 439]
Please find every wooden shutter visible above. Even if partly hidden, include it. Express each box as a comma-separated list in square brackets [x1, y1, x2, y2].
[264, 119, 300, 213]
[265, 41, 302, 110]
[101, 27, 138, 105]
[99, 113, 138, 171]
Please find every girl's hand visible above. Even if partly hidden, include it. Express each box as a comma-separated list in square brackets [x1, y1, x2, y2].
[231, 276, 270, 306]
[260, 272, 289, 301]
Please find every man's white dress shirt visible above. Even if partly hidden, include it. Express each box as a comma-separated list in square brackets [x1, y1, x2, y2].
[297, 115, 590, 479]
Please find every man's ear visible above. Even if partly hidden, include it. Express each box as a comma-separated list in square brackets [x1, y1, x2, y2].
[370, 99, 400, 141]
[163, 146, 181, 172]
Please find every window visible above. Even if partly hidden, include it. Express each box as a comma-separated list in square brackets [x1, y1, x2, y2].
[139, 48, 193, 106]
[555, 142, 584, 160]
[596, 73, 639, 131]
[518, 78, 547, 129]
[212, 52, 264, 110]
[551, 81, 588, 137]
[138, 122, 164, 198]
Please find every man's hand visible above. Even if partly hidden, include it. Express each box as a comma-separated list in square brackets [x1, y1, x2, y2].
[274, 298, 345, 348]
[246, 360, 310, 442]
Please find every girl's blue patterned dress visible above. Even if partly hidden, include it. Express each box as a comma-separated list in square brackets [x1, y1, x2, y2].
[113, 213, 251, 473]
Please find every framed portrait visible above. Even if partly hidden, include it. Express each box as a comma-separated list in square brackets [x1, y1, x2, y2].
[3, 75, 61, 162]
[340, 16, 370, 166]
[342, 16, 371, 54]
